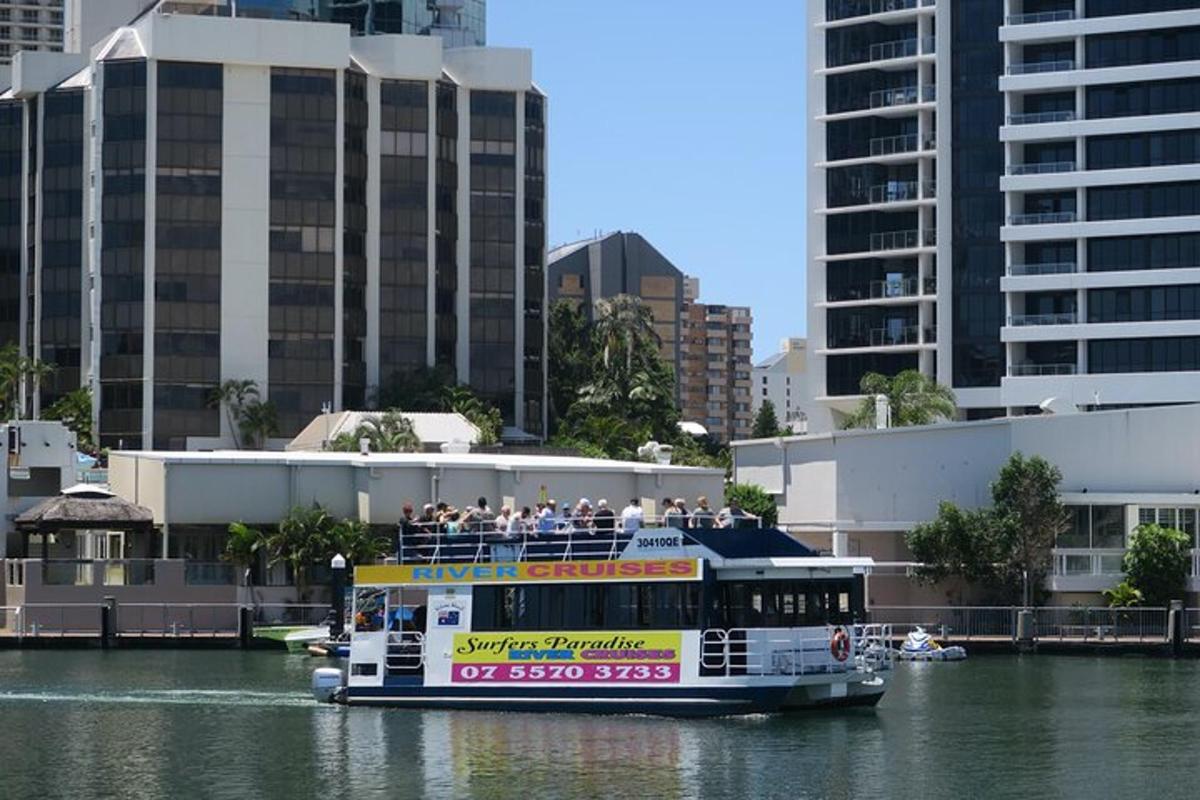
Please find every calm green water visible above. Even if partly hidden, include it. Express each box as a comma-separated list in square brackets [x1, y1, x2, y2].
[0, 650, 1196, 799]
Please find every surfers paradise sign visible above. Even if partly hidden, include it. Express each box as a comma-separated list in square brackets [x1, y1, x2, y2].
[356, 559, 701, 586]
[450, 631, 683, 684]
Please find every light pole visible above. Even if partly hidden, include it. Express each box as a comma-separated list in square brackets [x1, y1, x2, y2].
[330, 553, 347, 638]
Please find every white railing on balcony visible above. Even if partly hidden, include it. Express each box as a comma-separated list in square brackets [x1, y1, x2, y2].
[869, 132, 918, 156]
[1008, 110, 1076, 125]
[870, 85, 918, 108]
[869, 180, 920, 204]
[869, 229, 918, 251]
[1008, 59, 1075, 76]
[1006, 9, 1075, 25]
[830, 0, 935, 22]
[869, 37, 919, 62]
[1008, 160, 1076, 175]
[1008, 312, 1078, 326]
[1009, 211, 1076, 225]
[1008, 261, 1078, 276]
[1009, 362, 1077, 376]
[870, 325, 921, 346]
[1052, 549, 1127, 577]
[870, 277, 919, 298]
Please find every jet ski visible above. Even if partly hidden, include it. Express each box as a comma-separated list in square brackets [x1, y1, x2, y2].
[898, 627, 967, 661]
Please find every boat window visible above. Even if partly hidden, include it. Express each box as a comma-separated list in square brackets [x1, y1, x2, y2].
[354, 587, 386, 632]
[712, 579, 858, 627]
[472, 582, 701, 631]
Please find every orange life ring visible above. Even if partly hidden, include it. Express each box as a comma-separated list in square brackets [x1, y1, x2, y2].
[830, 628, 851, 662]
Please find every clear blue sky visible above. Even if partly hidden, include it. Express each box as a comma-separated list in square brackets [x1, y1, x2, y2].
[490, 2, 808, 361]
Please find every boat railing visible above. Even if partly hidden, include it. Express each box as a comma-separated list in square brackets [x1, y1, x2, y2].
[699, 624, 892, 678]
[386, 631, 425, 675]
[398, 513, 760, 564]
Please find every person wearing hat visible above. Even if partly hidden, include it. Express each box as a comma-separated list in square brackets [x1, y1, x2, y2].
[593, 499, 616, 534]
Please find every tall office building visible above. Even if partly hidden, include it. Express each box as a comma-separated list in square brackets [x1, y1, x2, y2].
[1, 4, 544, 449]
[328, 0, 486, 46]
[808, 0, 1200, 433]
[0, 0, 65, 65]
[679, 279, 754, 442]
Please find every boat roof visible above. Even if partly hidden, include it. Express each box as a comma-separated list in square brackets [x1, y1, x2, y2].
[681, 527, 816, 559]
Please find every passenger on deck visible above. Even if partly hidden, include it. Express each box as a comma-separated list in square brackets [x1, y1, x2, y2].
[663, 497, 686, 529]
[573, 498, 594, 533]
[536, 500, 557, 535]
[593, 499, 616, 533]
[476, 497, 496, 533]
[690, 496, 716, 529]
[494, 504, 512, 535]
[621, 498, 644, 532]
[509, 506, 532, 535]
[718, 499, 752, 529]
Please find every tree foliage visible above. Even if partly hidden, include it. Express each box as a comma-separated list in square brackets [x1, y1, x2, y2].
[843, 370, 956, 429]
[329, 410, 422, 453]
[43, 386, 96, 453]
[0, 343, 54, 421]
[905, 452, 1069, 604]
[1102, 580, 1143, 608]
[751, 399, 787, 439]
[376, 366, 502, 445]
[239, 398, 279, 450]
[263, 504, 388, 591]
[206, 379, 278, 449]
[724, 483, 778, 528]
[1123, 523, 1190, 607]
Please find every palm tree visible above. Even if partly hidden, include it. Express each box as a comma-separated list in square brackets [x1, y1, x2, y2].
[330, 410, 422, 453]
[331, 518, 388, 567]
[0, 343, 55, 421]
[223, 521, 265, 603]
[43, 387, 96, 452]
[238, 399, 279, 450]
[268, 505, 338, 594]
[208, 379, 260, 448]
[593, 294, 659, 372]
[843, 370, 957, 429]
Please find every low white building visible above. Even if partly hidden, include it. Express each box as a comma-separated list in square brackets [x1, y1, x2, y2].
[107, 449, 725, 561]
[731, 403, 1200, 606]
[751, 338, 808, 434]
[1, 420, 79, 559]
[287, 411, 480, 452]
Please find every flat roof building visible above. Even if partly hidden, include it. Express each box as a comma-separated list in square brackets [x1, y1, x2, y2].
[1, 4, 546, 449]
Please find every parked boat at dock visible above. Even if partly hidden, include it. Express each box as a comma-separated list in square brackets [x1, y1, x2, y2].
[311, 527, 893, 716]
[898, 628, 967, 662]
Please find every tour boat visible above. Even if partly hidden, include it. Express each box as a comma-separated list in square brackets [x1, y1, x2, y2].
[311, 527, 893, 716]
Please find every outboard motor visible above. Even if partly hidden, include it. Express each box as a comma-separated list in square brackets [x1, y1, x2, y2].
[312, 668, 345, 704]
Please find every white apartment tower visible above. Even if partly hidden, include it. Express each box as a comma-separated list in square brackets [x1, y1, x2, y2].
[0, 0, 64, 64]
[808, 0, 1200, 433]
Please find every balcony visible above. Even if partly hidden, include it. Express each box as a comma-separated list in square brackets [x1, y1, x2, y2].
[869, 277, 919, 298]
[1007, 261, 1077, 276]
[1008, 312, 1077, 326]
[868, 180, 920, 204]
[868, 84, 934, 110]
[868, 229, 935, 252]
[826, 0, 935, 23]
[870, 325, 920, 346]
[1008, 161, 1076, 175]
[1009, 362, 1077, 376]
[866, 35, 935, 63]
[1009, 211, 1076, 225]
[1006, 10, 1074, 25]
[1007, 110, 1076, 125]
[868, 132, 936, 158]
[1007, 60, 1075, 76]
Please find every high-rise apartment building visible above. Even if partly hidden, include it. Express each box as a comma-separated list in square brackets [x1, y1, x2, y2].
[752, 338, 808, 434]
[809, 0, 1200, 433]
[679, 279, 754, 442]
[0, 1, 64, 65]
[1, 4, 544, 449]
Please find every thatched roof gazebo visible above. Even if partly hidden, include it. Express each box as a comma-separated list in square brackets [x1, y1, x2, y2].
[15, 485, 156, 559]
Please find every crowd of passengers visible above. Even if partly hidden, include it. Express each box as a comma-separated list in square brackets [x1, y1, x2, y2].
[397, 495, 759, 544]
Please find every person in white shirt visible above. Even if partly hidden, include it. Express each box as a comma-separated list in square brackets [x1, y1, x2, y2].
[494, 505, 511, 534]
[620, 498, 644, 533]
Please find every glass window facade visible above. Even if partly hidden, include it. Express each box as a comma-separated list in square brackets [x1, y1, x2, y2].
[1086, 0, 1200, 17]
[154, 61, 222, 449]
[523, 91, 545, 435]
[826, 353, 918, 396]
[1086, 26, 1200, 69]
[1088, 233, 1200, 272]
[1089, 337, 1200, 373]
[327, 0, 486, 45]
[1088, 130, 1200, 171]
[343, 69, 368, 411]
[1088, 78, 1200, 119]
[269, 68, 337, 437]
[951, 0, 1004, 388]
[379, 79, 429, 385]
[39, 89, 85, 407]
[99, 60, 148, 449]
[1088, 181, 1200, 221]
[1089, 285, 1200, 323]
[434, 80, 458, 369]
[468, 90, 517, 421]
[0, 101, 23, 354]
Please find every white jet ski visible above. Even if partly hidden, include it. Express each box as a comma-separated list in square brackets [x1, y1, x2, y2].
[898, 627, 967, 662]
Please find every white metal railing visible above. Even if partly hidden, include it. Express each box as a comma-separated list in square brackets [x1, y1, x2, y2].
[1010, 211, 1076, 225]
[869, 37, 918, 62]
[699, 625, 892, 677]
[869, 606, 1017, 640]
[1035, 606, 1167, 642]
[18, 603, 104, 636]
[1008, 110, 1076, 125]
[386, 631, 426, 674]
[118, 603, 242, 637]
[1008, 59, 1075, 75]
[1009, 362, 1077, 376]
[869, 132, 918, 156]
[869, 180, 919, 204]
[1009, 161, 1076, 175]
[870, 85, 918, 109]
[1008, 311, 1077, 326]
[1008, 261, 1078, 276]
[869, 229, 919, 251]
[870, 277, 919, 298]
[1052, 548, 1126, 577]
[1006, 9, 1074, 25]
[870, 325, 920, 346]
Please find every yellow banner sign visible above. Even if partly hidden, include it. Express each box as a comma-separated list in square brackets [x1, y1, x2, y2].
[356, 559, 700, 586]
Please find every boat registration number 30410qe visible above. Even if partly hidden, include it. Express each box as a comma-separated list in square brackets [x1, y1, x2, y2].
[450, 631, 682, 684]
